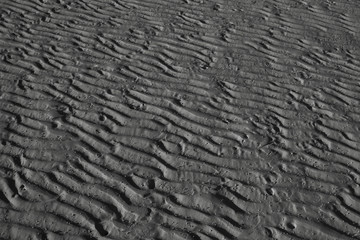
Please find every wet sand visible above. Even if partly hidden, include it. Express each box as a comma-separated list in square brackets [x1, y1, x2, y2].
[1, 0, 360, 239]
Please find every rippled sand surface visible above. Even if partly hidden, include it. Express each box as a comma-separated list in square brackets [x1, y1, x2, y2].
[1, 0, 360, 239]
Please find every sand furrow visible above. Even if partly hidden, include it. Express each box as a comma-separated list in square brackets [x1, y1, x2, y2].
[1, 0, 360, 239]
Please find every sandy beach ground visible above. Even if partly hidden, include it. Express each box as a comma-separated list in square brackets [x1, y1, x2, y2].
[1, 0, 360, 239]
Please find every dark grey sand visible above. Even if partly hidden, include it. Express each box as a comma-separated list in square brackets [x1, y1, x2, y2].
[1, 0, 360, 239]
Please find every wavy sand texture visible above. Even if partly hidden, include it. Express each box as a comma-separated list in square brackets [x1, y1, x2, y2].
[1, 0, 360, 239]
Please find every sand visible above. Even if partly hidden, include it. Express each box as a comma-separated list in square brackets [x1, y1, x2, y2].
[0, 0, 360, 239]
